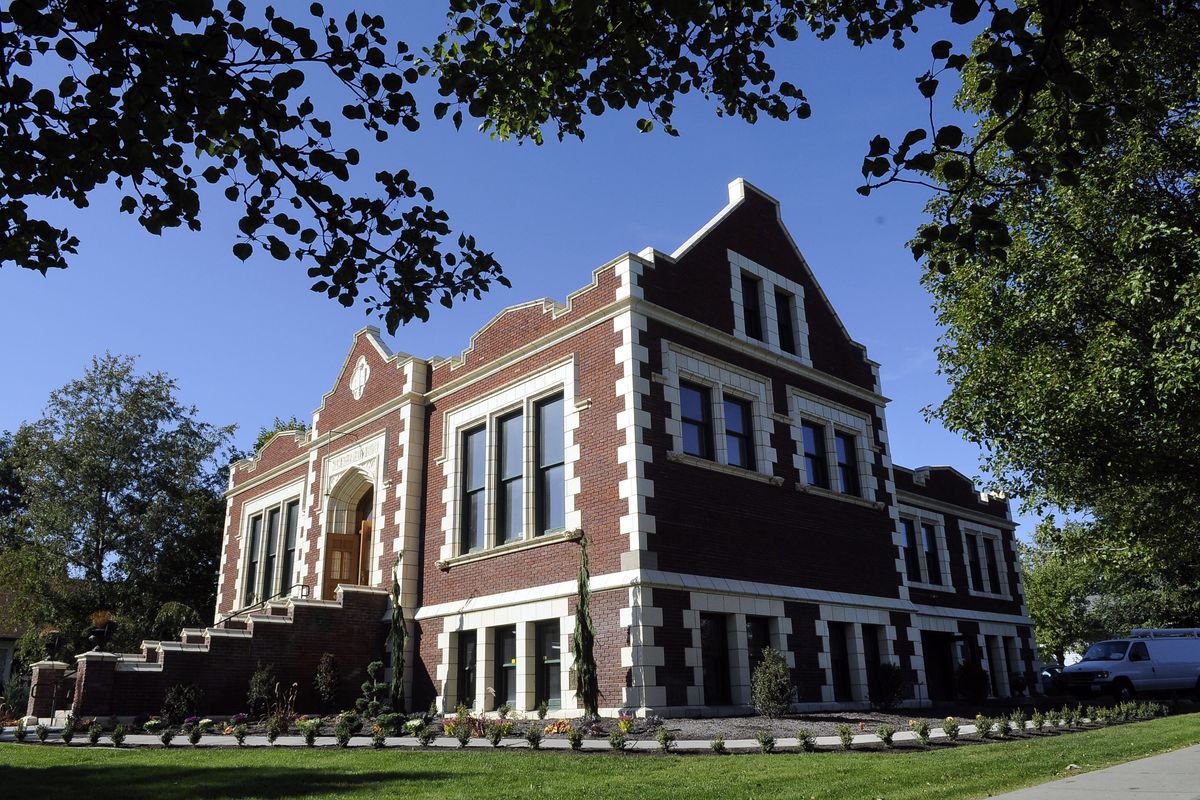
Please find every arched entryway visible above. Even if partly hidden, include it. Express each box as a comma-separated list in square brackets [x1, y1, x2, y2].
[323, 470, 374, 600]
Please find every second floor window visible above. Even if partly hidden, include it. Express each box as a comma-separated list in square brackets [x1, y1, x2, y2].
[536, 395, 566, 534]
[801, 421, 829, 489]
[741, 274, 763, 340]
[243, 498, 300, 605]
[497, 412, 523, 545]
[834, 432, 860, 496]
[966, 532, 985, 591]
[461, 426, 486, 553]
[723, 397, 754, 468]
[922, 522, 943, 585]
[680, 381, 714, 460]
[900, 518, 922, 582]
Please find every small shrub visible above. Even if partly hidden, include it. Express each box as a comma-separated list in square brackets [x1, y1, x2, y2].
[710, 734, 726, 754]
[536, 700, 549, 721]
[298, 717, 322, 746]
[1031, 709, 1046, 731]
[910, 719, 930, 746]
[485, 722, 505, 748]
[868, 662, 907, 712]
[187, 724, 203, 745]
[1069, 705, 1084, 727]
[314, 653, 339, 711]
[233, 723, 248, 746]
[160, 728, 176, 747]
[109, 724, 126, 747]
[334, 715, 355, 747]
[455, 721, 471, 748]
[608, 730, 628, 751]
[751, 647, 794, 718]
[161, 682, 202, 725]
[266, 714, 285, 744]
[656, 727, 676, 753]
[36, 723, 49, 742]
[371, 727, 387, 749]
[566, 726, 584, 750]
[836, 723, 854, 750]
[87, 721, 102, 744]
[756, 730, 776, 754]
[375, 712, 405, 737]
[496, 702, 513, 720]
[875, 724, 896, 748]
[524, 727, 543, 750]
[995, 715, 1012, 739]
[617, 714, 634, 734]
[974, 714, 993, 739]
[1011, 708, 1027, 733]
[247, 662, 276, 720]
[14, 721, 28, 743]
[796, 727, 816, 752]
[61, 716, 76, 744]
[942, 717, 960, 742]
[417, 724, 437, 746]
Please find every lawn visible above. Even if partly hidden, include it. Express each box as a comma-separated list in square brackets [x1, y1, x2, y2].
[2, 714, 1198, 800]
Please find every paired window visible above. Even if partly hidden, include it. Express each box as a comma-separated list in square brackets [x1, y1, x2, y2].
[799, 421, 861, 496]
[458, 393, 566, 555]
[900, 515, 949, 588]
[964, 528, 1009, 596]
[730, 252, 809, 361]
[678, 380, 759, 471]
[242, 498, 300, 606]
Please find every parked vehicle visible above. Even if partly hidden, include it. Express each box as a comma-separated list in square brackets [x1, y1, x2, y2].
[1039, 662, 1062, 692]
[1060, 629, 1200, 701]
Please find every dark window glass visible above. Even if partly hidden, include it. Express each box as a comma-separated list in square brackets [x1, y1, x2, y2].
[1129, 642, 1150, 662]
[461, 426, 486, 553]
[494, 626, 517, 708]
[700, 613, 732, 705]
[497, 411, 523, 544]
[261, 506, 280, 600]
[967, 533, 984, 591]
[921, 522, 942, 585]
[801, 421, 829, 488]
[457, 631, 477, 709]
[244, 514, 262, 604]
[834, 432, 859, 496]
[723, 396, 755, 469]
[680, 382, 713, 460]
[775, 290, 796, 354]
[536, 621, 561, 708]
[985, 538, 1003, 594]
[281, 500, 299, 595]
[741, 274, 763, 340]
[901, 518, 922, 582]
[536, 396, 565, 534]
[747, 616, 771, 677]
[828, 621, 853, 702]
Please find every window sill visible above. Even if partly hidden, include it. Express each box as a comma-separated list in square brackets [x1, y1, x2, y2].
[666, 450, 784, 486]
[908, 581, 956, 594]
[966, 589, 1012, 601]
[795, 482, 884, 510]
[436, 528, 582, 572]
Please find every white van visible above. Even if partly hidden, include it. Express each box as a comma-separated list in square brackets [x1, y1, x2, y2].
[1059, 629, 1200, 701]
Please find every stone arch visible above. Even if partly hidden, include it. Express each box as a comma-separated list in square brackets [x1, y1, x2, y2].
[322, 468, 375, 600]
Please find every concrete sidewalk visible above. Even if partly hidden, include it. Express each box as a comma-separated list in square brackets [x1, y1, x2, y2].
[990, 744, 1200, 799]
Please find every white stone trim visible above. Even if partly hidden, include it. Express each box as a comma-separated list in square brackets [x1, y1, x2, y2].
[316, 430, 388, 594]
[960, 520, 1012, 599]
[729, 249, 812, 366]
[817, 605, 897, 703]
[437, 359, 579, 561]
[614, 309, 656, 571]
[788, 388, 877, 501]
[897, 503, 955, 592]
[661, 340, 777, 476]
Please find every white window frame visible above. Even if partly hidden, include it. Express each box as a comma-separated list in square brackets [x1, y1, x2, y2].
[661, 342, 778, 478]
[729, 250, 812, 366]
[961, 521, 1011, 599]
[787, 389, 876, 501]
[237, 481, 304, 608]
[897, 504, 955, 592]
[438, 361, 579, 562]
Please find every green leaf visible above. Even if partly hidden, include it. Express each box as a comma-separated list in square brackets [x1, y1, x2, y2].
[1003, 121, 1035, 151]
[233, 243, 253, 261]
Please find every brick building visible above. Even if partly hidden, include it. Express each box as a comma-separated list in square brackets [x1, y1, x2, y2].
[50, 179, 1037, 720]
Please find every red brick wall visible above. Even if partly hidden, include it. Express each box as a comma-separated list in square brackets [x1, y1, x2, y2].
[314, 332, 409, 436]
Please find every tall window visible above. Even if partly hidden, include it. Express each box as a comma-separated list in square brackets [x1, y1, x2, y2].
[966, 532, 984, 591]
[460, 426, 486, 553]
[496, 411, 523, 544]
[834, 432, 859, 496]
[680, 381, 714, 460]
[900, 518, 922, 582]
[457, 631, 477, 709]
[723, 396, 754, 468]
[921, 522, 943, 585]
[741, 274, 763, 340]
[280, 500, 299, 593]
[537, 395, 566, 534]
[535, 620, 561, 708]
[984, 538, 1004, 594]
[493, 625, 517, 708]
[244, 515, 262, 604]
[775, 290, 796, 355]
[801, 421, 829, 488]
[260, 506, 280, 601]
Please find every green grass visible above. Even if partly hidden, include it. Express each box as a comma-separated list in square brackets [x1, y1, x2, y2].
[3, 714, 1199, 800]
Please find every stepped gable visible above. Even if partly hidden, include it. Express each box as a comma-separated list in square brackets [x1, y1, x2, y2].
[313, 326, 415, 436]
[71, 587, 389, 717]
[429, 262, 623, 384]
[894, 464, 1011, 519]
[231, 429, 307, 484]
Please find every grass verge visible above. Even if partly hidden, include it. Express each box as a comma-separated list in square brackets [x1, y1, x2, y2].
[2, 713, 1198, 799]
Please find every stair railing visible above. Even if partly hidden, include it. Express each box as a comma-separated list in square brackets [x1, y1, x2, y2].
[215, 583, 311, 629]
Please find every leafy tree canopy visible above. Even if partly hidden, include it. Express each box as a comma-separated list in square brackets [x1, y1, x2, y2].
[0, 353, 235, 662]
[253, 415, 310, 453]
[1, 0, 506, 333]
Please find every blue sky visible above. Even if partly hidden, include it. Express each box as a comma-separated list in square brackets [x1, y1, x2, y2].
[0, 6, 1035, 530]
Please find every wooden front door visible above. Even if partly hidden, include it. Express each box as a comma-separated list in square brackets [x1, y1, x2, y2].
[322, 488, 373, 599]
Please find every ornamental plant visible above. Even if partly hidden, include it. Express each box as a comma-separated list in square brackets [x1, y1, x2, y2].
[756, 730, 776, 754]
[608, 730, 628, 751]
[617, 715, 634, 734]
[1031, 709, 1046, 731]
[187, 724, 203, 745]
[656, 727, 676, 753]
[485, 722, 505, 748]
[566, 725, 584, 750]
[910, 719, 930, 746]
[266, 715, 285, 744]
[160, 727, 176, 747]
[61, 716, 76, 744]
[536, 700, 549, 721]
[416, 724, 437, 746]
[995, 715, 1012, 739]
[142, 718, 163, 733]
[233, 723, 248, 746]
[109, 724, 126, 747]
[795, 727, 816, 752]
[36, 723, 49, 742]
[1011, 708, 1027, 733]
[974, 714, 993, 739]
[836, 724, 854, 750]
[523, 727, 543, 750]
[87, 721, 102, 744]
[371, 726, 387, 749]
[14, 721, 28, 743]
[750, 647, 793, 718]
[710, 735, 726, 754]
[298, 717, 323, 746]
[875, 724, 896, 748]
[942, 717, 960, 742]
[454, 720, 471, 748]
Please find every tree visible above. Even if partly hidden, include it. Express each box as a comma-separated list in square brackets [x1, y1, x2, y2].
[750, 647, 792, 718]
[573, 533, 599, 716]
[3, 353, 234, 658]
[253, 415, 309, 454]
[387, 565, 406, 713]
[1, 1, 505, 332]
[1020, 522, 1098, 665]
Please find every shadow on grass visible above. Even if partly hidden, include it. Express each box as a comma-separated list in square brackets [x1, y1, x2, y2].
[3, 764, 457, 798]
